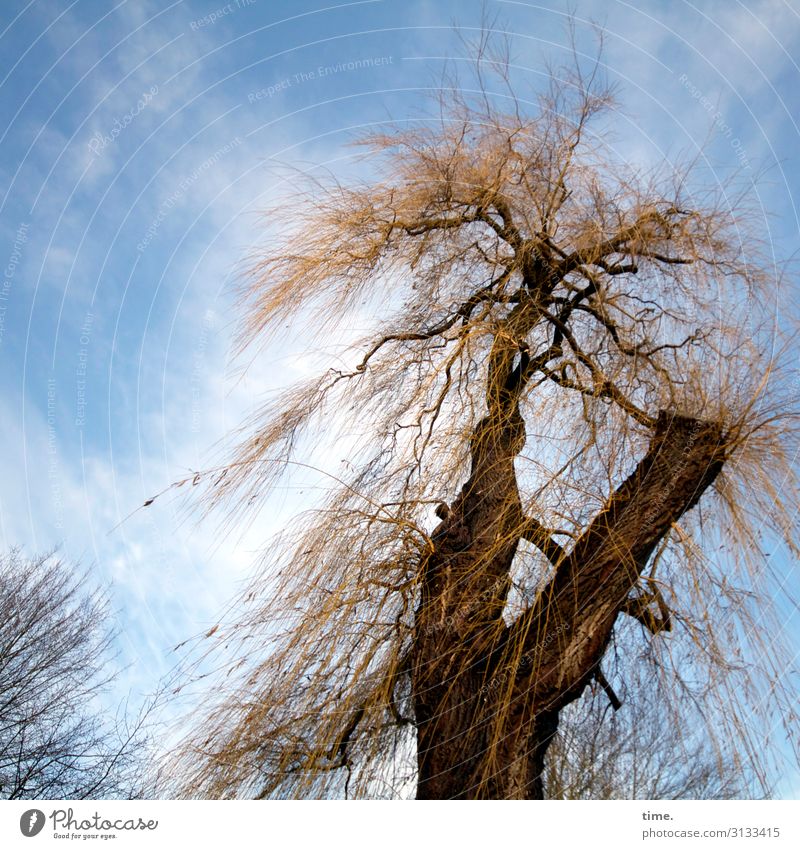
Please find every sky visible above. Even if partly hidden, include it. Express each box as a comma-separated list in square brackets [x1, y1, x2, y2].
[0, 0, 798, 796]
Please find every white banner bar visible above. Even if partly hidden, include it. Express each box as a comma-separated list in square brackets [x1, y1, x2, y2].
[1, 799, 798, 848]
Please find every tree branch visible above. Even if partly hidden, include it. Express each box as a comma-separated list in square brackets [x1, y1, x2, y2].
[521, 517, 567, 568]
[594, 668, 622, 711]
[621, 583, 672, 635]
[504, 411, 726, 712]
[557, 207, 690, 277]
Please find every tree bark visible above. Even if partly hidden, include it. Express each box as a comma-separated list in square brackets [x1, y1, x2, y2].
[412, 408, 725, 799]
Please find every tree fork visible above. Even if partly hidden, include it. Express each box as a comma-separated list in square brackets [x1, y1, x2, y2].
[412, 410, 725, 799]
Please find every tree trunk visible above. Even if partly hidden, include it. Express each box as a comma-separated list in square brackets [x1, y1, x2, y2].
[412, 407, 725, 799]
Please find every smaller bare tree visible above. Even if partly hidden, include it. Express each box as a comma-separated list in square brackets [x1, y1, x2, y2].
[0, 550, 150, 799]
[544, 649, 755, 800]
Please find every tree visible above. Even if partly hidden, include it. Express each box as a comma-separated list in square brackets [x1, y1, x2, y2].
[168, 34, 799, 799]
[543, 657, 752, 800]
[0, 550, 149, 799]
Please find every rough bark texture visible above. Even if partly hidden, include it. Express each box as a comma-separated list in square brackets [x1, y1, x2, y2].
[412, 405, 725, 799]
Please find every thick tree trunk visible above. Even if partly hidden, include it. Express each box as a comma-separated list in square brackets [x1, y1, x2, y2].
[413, 406, 527, 799]
[412, 408, 725, 799]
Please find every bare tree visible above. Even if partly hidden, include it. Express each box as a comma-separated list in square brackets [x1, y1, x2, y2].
[544, 645, 756, 800]
[168, 33, 799, 799]
[0, 550, 150, 799]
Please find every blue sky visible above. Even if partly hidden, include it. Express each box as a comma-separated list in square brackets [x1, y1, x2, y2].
[0, 0, 798, 795]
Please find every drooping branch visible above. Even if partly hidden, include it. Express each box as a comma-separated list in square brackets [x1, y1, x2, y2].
[352, 267, 515, 376]
[594, 668, 622, 711]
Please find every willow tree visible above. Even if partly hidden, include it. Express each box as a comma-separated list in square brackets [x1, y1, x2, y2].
[170, 42, 799, 799]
